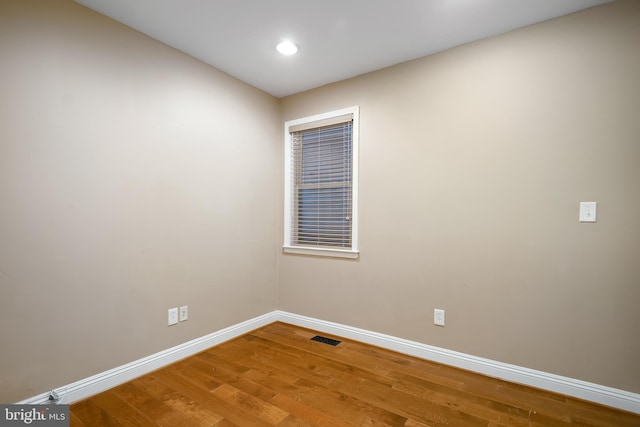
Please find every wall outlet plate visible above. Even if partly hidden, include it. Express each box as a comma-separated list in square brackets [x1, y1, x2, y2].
[179, 305, 188, 322]
[168, 308, 178, 326]
[434, 309, 445, 326]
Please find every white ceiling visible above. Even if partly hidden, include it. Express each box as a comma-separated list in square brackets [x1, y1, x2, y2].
[75, 0, 612, 98]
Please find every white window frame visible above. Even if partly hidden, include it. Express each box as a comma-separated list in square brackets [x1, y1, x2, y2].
[283, 106, 359, 259]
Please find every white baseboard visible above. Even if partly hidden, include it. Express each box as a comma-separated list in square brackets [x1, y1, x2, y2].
[18, 311, 278, 405]
[19, 310, 640, 415]
[275, 310, 640, 415]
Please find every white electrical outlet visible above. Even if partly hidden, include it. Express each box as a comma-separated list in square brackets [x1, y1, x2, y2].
[168, 308, 178, 326]
[179, 305, 188, 322]
[434, 309, 445, 326]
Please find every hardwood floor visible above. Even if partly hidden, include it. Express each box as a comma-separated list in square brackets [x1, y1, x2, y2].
[70, 322, 639, 426]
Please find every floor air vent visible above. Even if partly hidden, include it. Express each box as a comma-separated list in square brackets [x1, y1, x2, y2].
[310, 335, 341, 346]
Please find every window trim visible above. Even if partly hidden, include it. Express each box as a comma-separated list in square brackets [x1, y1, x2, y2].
[283, 106, 359, 259]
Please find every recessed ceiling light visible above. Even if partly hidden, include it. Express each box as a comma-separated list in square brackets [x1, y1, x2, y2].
[276, 41, 299, 56]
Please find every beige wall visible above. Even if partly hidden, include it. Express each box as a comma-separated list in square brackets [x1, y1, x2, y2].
[1, 0, 639, 404]
[0, 0, 280, 402]
[279, 0, 640, 393]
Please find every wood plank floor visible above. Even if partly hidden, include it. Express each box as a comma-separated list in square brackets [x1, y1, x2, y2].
[70, 322, 640, 426]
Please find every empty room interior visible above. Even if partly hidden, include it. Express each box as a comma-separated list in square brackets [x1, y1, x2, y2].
[1, 0, 639, 424]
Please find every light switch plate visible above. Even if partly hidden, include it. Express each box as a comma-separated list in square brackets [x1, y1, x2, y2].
[579, 202, 597, 222]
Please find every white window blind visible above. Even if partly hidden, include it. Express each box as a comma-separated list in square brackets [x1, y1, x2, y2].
[284, 106, 359, 258]
[291, 120, 353, 248]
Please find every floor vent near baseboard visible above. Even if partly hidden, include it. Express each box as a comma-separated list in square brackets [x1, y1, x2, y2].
[311, 335, 341, 346]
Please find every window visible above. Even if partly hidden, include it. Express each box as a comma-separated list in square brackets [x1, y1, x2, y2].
[284, 106, 359, 259]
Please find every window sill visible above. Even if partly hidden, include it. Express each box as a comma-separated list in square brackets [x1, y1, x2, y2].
[283, 245, 359, 259]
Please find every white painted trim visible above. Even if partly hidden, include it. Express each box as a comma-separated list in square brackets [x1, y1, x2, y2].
[18, 312, 278, 405]
[275, 311, 640, 415]
[20, 310, 640, 415]
[283, 245, 359, 259]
